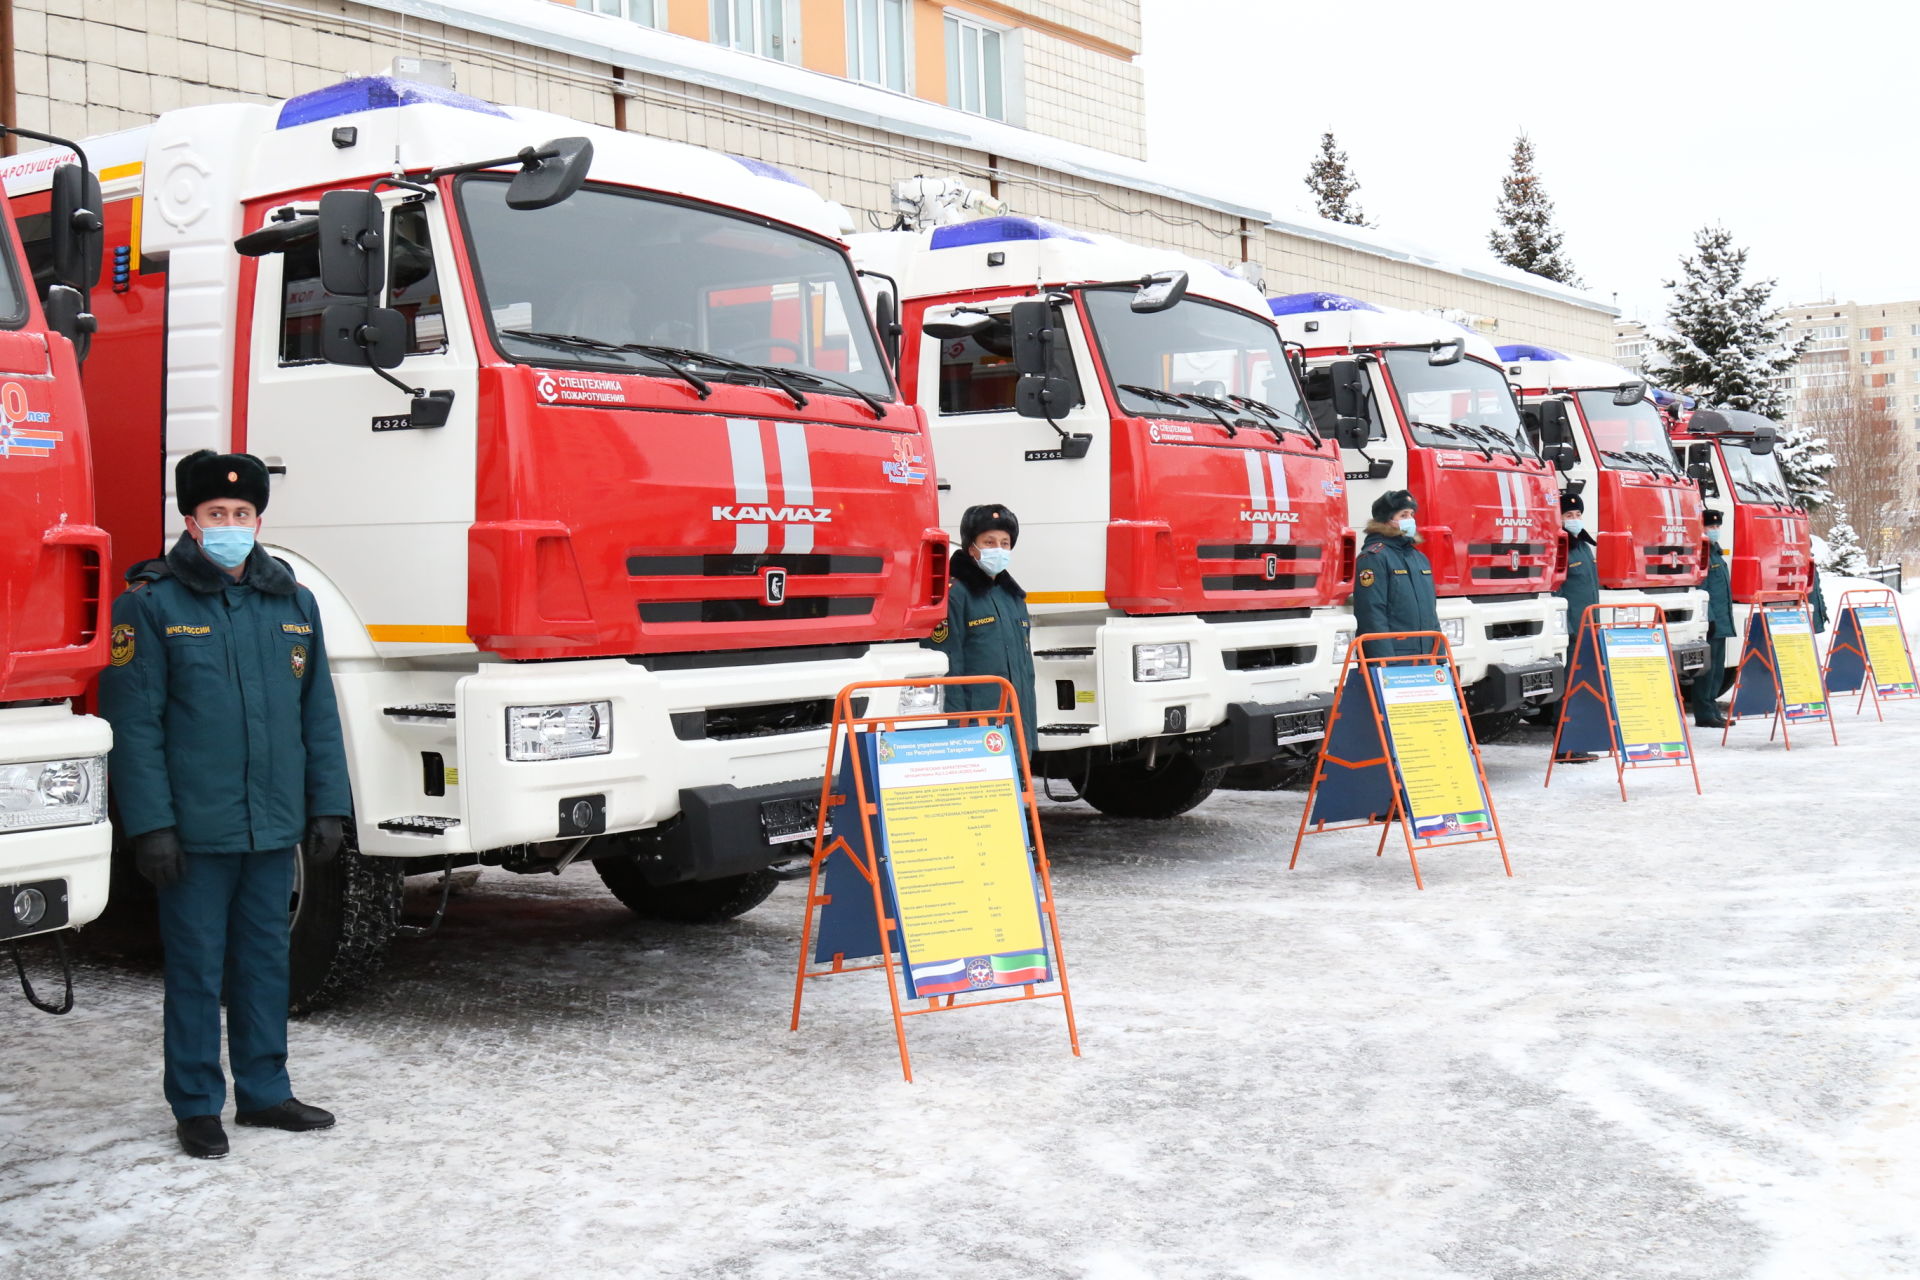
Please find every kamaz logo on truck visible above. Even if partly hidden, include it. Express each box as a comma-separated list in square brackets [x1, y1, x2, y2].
[712, 505, 833, 523]
[1241, 510, 1300, 524]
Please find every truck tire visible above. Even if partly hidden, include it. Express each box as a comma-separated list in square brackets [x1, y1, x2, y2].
[288, 833, 404, 1016]
[1469, 710, 1524, 743]
[594, 860, 780, 923]
[1081, 753, 1225, 819]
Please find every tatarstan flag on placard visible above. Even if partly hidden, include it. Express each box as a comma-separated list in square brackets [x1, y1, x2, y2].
[990, 952, 1049, 985]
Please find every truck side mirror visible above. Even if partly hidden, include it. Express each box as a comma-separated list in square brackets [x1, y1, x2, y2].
[1686, 443, 1719, 495]
[320, 302, 406, 370]
[1750, 426, 1777, 456]
[1428, 337, 1465, 366]
[1328, 359, 1370, 447]
[1550, 444, 1576, 473]
[1010, 298, 1074, 421]
[873, 290, 901, 371]
[506, 137, 594, 211]
[317, 189, 385, 297]
[43, 284, 96, 363]
[49, 163, 104, 291]
[1131, 269, 1188, 314]
[1534, 397, 1574, 447]
[1612, 379, 1648, 406]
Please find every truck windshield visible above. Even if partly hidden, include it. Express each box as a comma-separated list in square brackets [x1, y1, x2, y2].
[457, 178, 892, 399]
[1721, 442, 1794, 506]
[1574, 391, 1679, 472]
[1382, 350, 1534, 456]
[1082, 290, 1314, 437]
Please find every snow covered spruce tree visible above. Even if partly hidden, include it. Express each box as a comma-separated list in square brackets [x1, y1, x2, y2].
[1651, 226, 1831, 507]
[1488, 133, 1582, 285]
[1817, 502, 1870, 575]
[1305, 131, 1367, 226]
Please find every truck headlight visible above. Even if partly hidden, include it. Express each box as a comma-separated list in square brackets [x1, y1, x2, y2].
[1133, 642, 1191, 682]
[1440, 618, 1466, 645]
[1549, 607, 1569, 636]
[506, 702, 612, 761]
[898, 684, 941, 712]
[1332, 629, 1355, 657]
[0, 756, 107, 831]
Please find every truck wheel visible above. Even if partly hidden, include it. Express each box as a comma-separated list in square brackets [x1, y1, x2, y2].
[594, 860, 780, 923]
[1469, 710, 1524, 743]
[1081, 753, 1225, 819]
[288, 832, 403, 1016]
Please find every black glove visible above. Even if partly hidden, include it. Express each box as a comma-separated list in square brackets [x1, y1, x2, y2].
[304, 815, 346, 864]
[132, 827, 185, 889]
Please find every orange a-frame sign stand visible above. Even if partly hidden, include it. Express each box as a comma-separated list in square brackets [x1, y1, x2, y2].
[1289, 632, 1511, 890]
[1545, 603, 1703, 801]
[1722, 590, 1839, 750]
[788, 676, 1080, 1083]
[1823, 588, 1919, 721]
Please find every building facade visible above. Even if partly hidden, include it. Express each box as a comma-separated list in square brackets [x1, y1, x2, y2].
[0, 0, 1616, 353]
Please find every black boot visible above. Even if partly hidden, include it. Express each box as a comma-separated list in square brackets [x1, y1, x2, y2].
[1553, 751, 1598, 764]
[235, 1098, 336, 1131]
[177, 1115, 229, 1159]
[1695, 709, 1727, 729]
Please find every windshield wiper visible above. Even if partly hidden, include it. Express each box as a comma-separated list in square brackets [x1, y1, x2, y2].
[1600, 448, 1648, 469]
[1226, 394, 1320, 445]
[1118, 383, 1231, 435]
[756, 365, 889, 419]
[498, 329, 713, 399]
[1627, 449, 1680, 477]
[614, 343, 809, 410]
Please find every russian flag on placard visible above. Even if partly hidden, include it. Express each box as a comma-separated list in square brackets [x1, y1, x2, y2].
[989, 952, 1049, 986]
[909, 958, 971, 995]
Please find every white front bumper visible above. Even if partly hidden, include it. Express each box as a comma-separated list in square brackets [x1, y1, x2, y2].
[1439, 595, 1569, 689]
[0, 705, 113, 936]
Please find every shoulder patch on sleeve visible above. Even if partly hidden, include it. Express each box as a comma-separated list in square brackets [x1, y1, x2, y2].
[110, 623, 135, 666]
[931, 620, 950, 644]
[1357, 568, 1375, 588]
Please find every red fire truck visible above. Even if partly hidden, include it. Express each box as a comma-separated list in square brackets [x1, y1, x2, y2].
[0, 125, 111, 992]
[1498, 344, 1711, 677]
[852, 214, 1352, 816]
[1662, 401, 1813, 676]
[5, 78, 947, 1009]
[1268, 293, 1568, 735]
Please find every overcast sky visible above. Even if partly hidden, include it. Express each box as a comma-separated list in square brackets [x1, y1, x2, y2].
[1138, 0, 1920, 322]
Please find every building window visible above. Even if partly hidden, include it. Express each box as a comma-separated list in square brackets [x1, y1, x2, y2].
[713, 0, 795, 60]
[846, 0, 908, 91]
[1860, 326, 1887, 341]
[579, 0, 659, 24]
[1910, 324, 1920, 336]
[944, 11, 1006, 119]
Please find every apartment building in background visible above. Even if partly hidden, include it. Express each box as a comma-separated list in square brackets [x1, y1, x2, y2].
[0, 0, 1617, 352]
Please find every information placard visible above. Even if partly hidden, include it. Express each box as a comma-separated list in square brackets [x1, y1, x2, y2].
[1769, 609, 1828, 720]
[1858, 606, 1918, 695]
[1600, 627, 1689, 761]
[1373, 665, 1491, 839]
[866, 726, 1052, 999]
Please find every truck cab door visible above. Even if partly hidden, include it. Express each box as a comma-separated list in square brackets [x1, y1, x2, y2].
[243, 194, 479, 650]
[920, 297, 1109, 611]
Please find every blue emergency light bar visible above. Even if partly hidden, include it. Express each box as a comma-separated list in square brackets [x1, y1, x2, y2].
[277, 76, 509, 130]
[1648, 386, 1696, 410]
[1494, 343, 1569, 363]
[730, 156, 809, 187]
[929, 216, 1093, 250]
[1266, 291, 1381, 316]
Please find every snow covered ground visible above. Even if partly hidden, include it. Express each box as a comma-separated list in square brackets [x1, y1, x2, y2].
[5, 699, 1919, 1278]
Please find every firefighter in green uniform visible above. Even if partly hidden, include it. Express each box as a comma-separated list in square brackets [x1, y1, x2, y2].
[1352, 490, 1440, 658]
[927, 504, 1036, 751]
[97, 451, 351, 1160]
[1553, 491, 1601, 763]
[1691, 506, 1735, 728]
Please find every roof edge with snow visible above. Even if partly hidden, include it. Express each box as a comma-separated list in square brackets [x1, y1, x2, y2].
[353, 0, 1617, 317]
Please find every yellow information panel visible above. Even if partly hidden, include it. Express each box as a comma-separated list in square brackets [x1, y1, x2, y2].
[1601, 627, 1688, 761]
[1769, 609, 1829, 720]
[1374, 666, 1492, 838]
[1859, 607, 1918, 691]
[870, 727, 1051, 998]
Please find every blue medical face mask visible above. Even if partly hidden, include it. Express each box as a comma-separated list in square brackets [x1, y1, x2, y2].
[977, 546, 1012, 577]
[1563, 518, 1584, 537]
[1705, 527, 1722, 544]
[1396, 517, 1417, 536]
[198, 525, 256, 569]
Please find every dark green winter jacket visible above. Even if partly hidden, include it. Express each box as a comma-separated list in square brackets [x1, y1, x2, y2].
[1352, 521, 1441, 659]
[1557, 528, 1600, 638]
[97, 534, 352, 853]
[1703, 540, 1735, 639]
[926, 548, 1036, 751]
